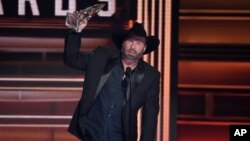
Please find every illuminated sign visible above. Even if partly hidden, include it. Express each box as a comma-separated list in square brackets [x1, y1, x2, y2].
[0, 0, 136, 20]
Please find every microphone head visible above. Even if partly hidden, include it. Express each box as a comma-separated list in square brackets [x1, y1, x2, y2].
[125, 67, 132, 77]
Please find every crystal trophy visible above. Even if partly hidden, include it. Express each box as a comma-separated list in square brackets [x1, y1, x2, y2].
[65, 4, 105, 32]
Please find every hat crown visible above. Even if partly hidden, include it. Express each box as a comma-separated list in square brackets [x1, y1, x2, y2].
[112, 22, 159, 54]
[129, 22, 147, 37]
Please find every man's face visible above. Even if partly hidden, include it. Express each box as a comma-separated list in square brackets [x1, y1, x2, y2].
[121, 36, 146, 60]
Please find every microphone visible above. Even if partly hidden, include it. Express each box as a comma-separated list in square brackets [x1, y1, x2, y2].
[125, 67, 132, 78]
[123, 67, 132, 102]
[124, 67, 133, 140]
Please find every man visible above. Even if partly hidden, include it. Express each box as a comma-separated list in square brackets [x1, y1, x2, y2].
[64, 16, 160, 141]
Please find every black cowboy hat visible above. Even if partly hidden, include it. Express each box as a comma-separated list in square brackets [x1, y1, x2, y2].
[112, 22, 160, 54]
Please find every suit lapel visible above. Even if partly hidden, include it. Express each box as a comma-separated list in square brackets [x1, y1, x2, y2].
[93, 56, 145, 102]
[93, 57, 118, 101]
[131, 60, 145, 93]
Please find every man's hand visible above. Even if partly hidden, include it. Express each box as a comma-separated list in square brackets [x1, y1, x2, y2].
[72, 11, 88, 33]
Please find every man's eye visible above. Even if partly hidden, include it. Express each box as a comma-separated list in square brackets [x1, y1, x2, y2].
[138, 42, 144, 45]
[136, 42, 144, 46]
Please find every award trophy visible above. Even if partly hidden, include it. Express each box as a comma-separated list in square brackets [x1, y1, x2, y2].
[65, 4, 105, 32]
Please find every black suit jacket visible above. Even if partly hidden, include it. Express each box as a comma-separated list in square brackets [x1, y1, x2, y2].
[64, 31, 160, 141]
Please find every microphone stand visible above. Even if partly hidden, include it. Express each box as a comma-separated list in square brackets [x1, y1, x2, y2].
[125, 67, 132, 141]
[128, 71, 132, 141]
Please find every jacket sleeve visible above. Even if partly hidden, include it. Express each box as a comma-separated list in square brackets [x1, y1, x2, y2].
[140, 73, 160, 141]
[63, 30, 93, 71]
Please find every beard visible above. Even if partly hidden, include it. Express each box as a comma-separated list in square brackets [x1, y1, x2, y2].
[121, 48, 144, 60]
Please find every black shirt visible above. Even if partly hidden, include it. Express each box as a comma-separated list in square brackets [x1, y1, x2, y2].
[85, 60, 125, 141]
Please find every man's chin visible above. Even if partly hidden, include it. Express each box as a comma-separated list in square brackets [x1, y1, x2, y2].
[125, 55, 138, 60]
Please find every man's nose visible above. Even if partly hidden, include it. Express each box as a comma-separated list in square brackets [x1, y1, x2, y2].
[130, 41, 135, 48]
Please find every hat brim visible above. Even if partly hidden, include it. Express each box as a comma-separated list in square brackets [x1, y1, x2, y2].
[112, 30, 160, 54]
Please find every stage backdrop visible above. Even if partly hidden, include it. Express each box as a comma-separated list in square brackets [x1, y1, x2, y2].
[0, 0, 178, 141]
